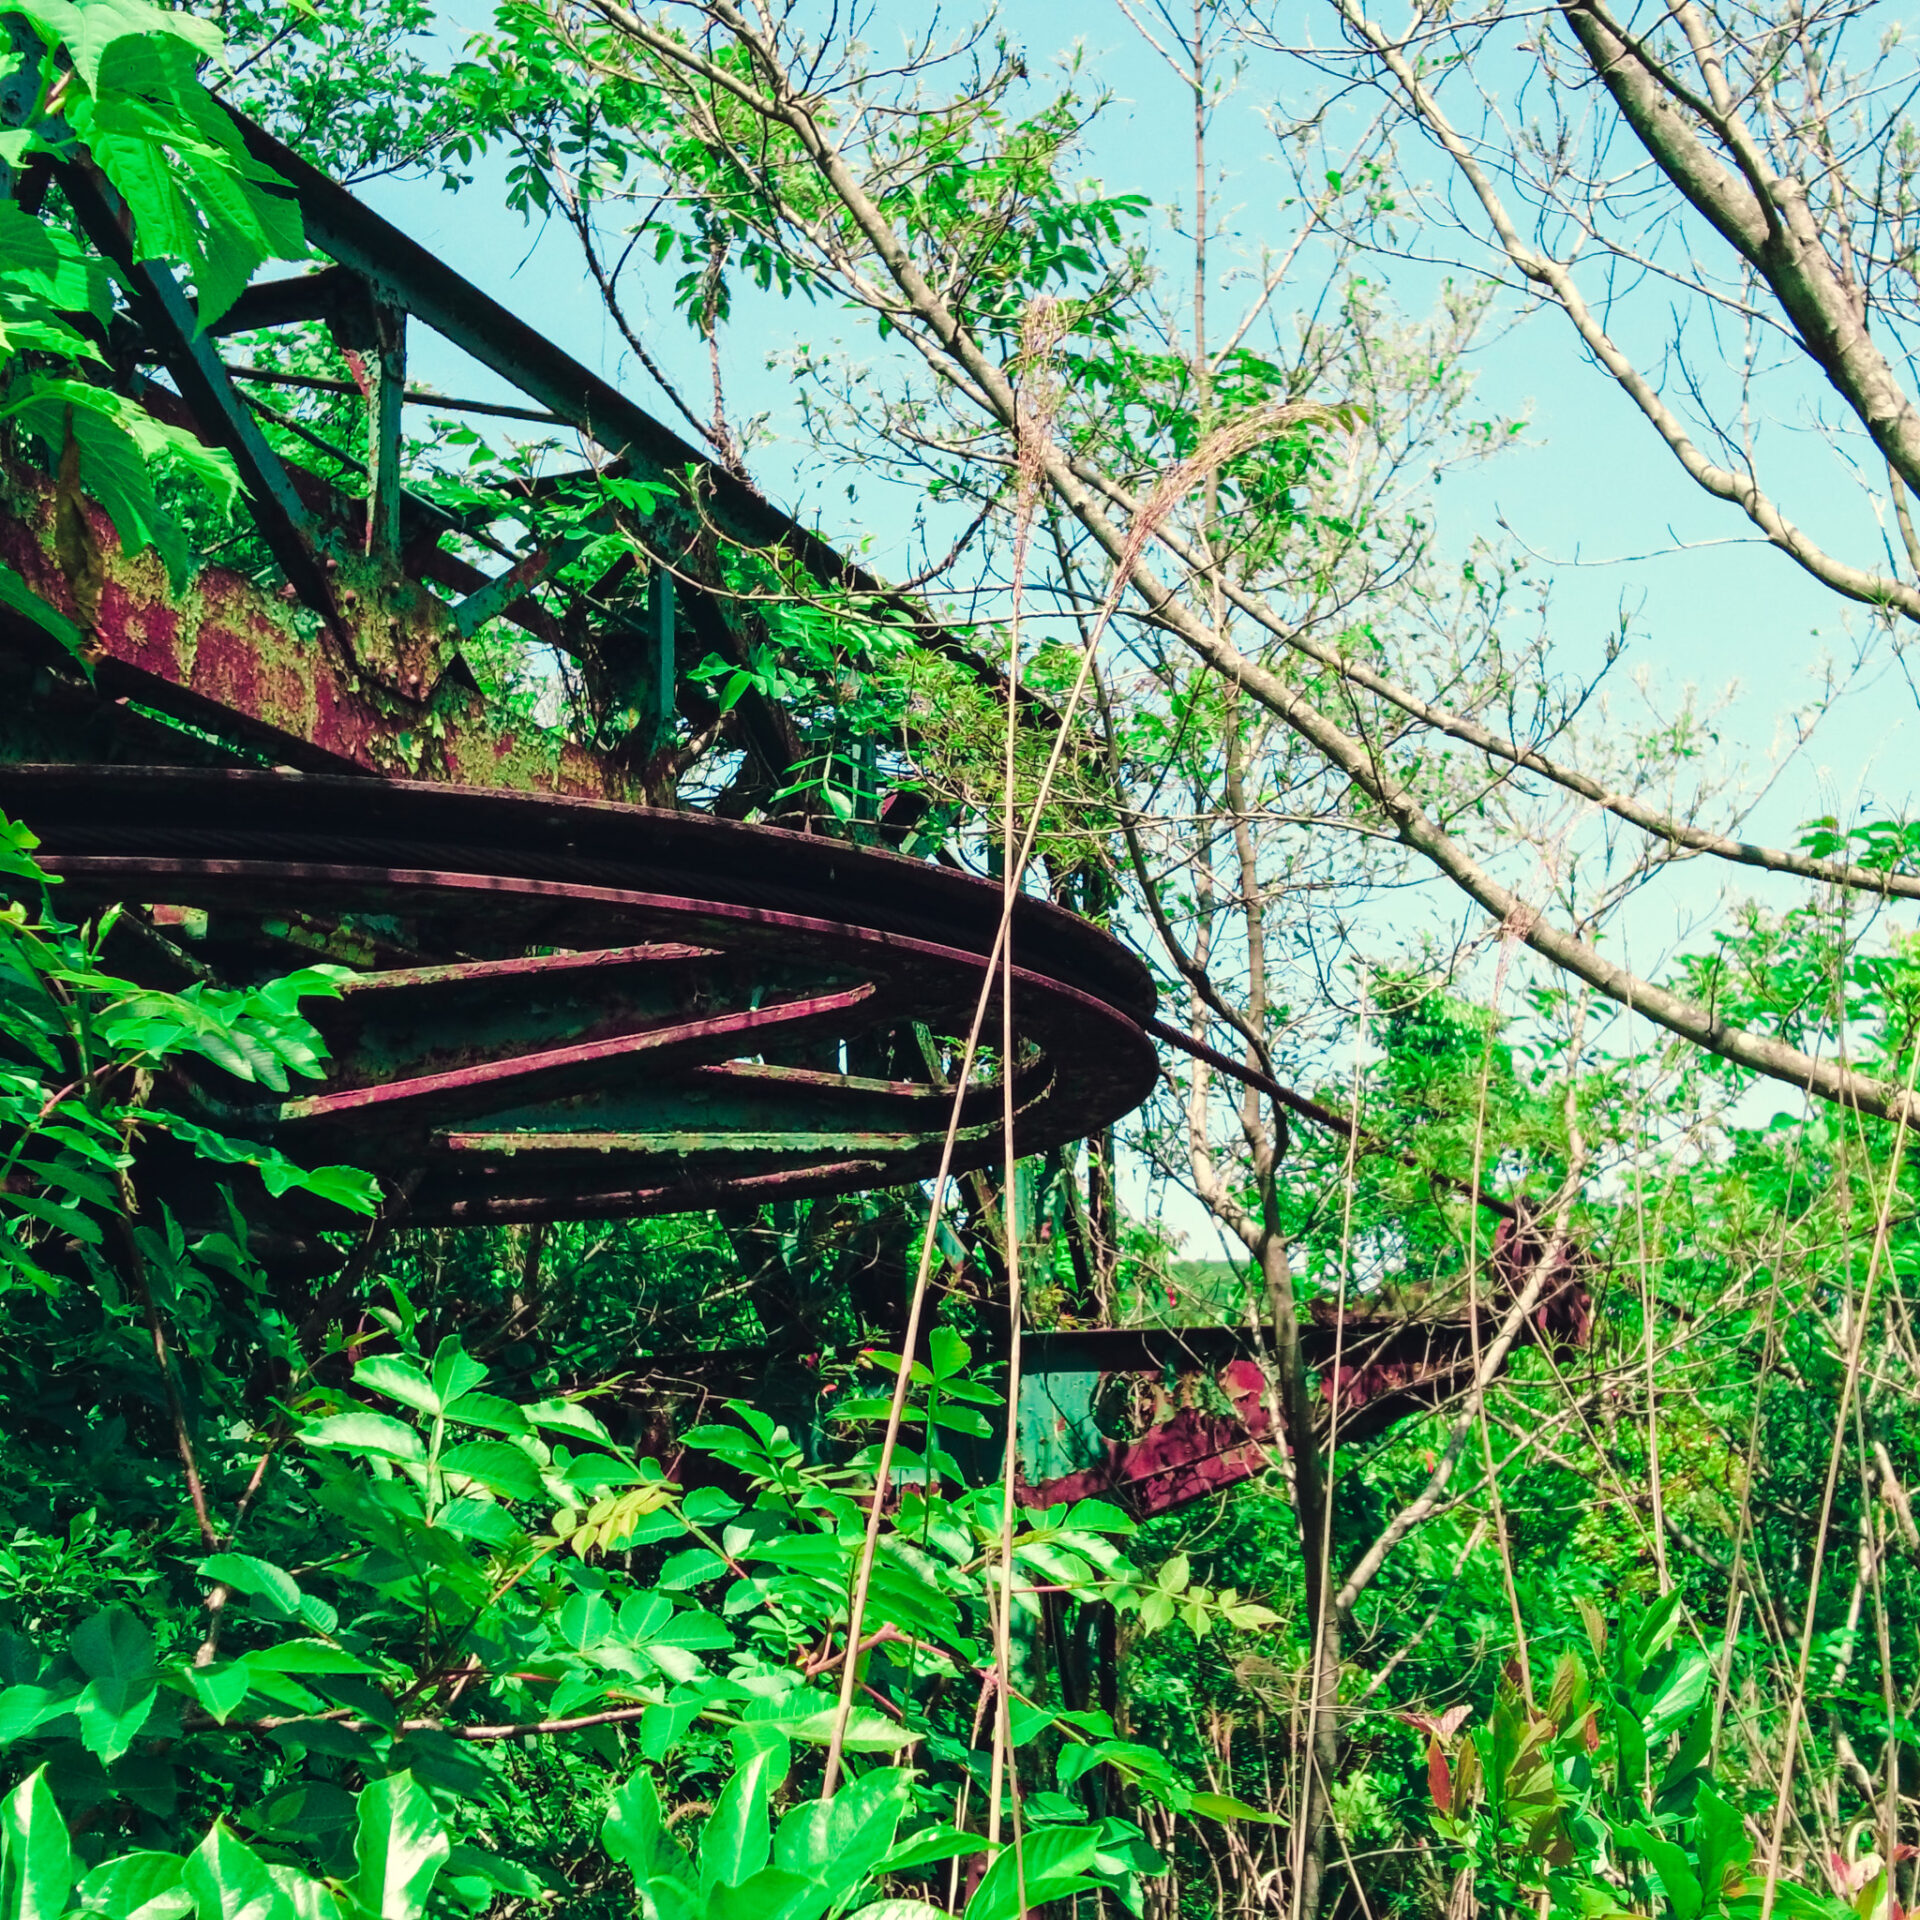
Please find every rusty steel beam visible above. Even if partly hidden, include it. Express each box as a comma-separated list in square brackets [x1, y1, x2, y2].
[0, 468, 621, 797]
[1016, 1217, 1593, 1517]
[225, 111, 1054, 727]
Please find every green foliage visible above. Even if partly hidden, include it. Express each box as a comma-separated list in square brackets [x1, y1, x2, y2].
[1409, 1597, 1845, 1920]
[0, 825, 374, 1289]
[0, 805, 1202, 1908]
[0, 1765, 451, 1920]
[0, 0, 307, 631]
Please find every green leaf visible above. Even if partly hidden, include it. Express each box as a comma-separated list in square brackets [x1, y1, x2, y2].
[442, 1392, 531, 1436]
[440, 1851, 546, 1902]
[0, 1687, 72, 1747]
[0, 563, 82, 660]
[78, 1855, 189, 1920]
[352, 1356, 440, 1418]
[706, 1868, 814, 1920]
[605, 1772, 694, 1894]
[440, 1440, 545, 1502]
[739, 1695, 912, 1751]
[771, 1771, 914, 1909]
[524, 1398, 615, 1445]
[0, 1769, 73, 1920]
[700, 1733, 785, 1893]
[965, 1828, 1101, 1920]
[198, 1554, 300, 1619]
[185, 1664, 253, 1727]
[1187, 1792, 1281, 1825]
[181, 1825, 289, 1920]
[70, 1606, 157, 1764]
[1639, 1648, 1711, 1741]
[262, 1870, 336, 1920]
[1694, 1788, 1752, 1908]
[429, 1339, 487, 1409]
[301, 1411, 425, 1463]
[874, 1829, 985, 1874]
[1618, 1823, 1703, 1920]
[351, 1775, 449, 1920]
[658, 1548, 727, 1591]
[243, 1642, 382, 1677]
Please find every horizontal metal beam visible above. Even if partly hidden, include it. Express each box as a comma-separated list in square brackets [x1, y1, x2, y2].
[435, 1127, 983, 1154]
[0, 463, 620, 797]
[212, 263, 372, 337]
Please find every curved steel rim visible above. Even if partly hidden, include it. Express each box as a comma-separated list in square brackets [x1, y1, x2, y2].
[2, 767, 1160, 1223]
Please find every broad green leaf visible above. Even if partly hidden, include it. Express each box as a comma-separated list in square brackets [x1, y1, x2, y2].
[71, 1606, 157, 1764]
[243, 1642, 382, 1677]
[352, 1357, 440, 1418]
[197, 1554, 299, 1618]
[1695, 1786, 1753, 1902]
[262, 1870, 337, 1920]
[699, 1733, 784, 1892]
[429, 1339, 487, 1409]
[185, 1664, 253, 1726]
[1630, 1592, 1688, 1676]
[1640, 1648, 1712, 1741]
[771, 1770, 913, 1905]
[442, 1392, 531, 1436]
[640, 1697, 703, 1762]
[658, 1548, 728, 1591]
[440, 1440, 545, 1502]
[0, 1769, 73, 1920]
[524, 1398, 615, 1446]
[706, 1867, 815, 1920]
[1187, 1792, 1282, 1825]
[605, 1773, 693, 1891]
[965, 1827, 1101, 1920]
[351, 1775, 449, 1920]
[739, 1695, 912, 1751]
[78, 1855, 187, 1920]
[0, 1687, 71, 1747]
[1617, 1824, 1703, 1920]
[180, 1824, 287, 1920]
[440, 1851, 546, 1901]
[64, 2, 224, 89]
[300, 1411, 425, 1463]
[0, 564, 82, 660]
[874, 1829, 985, 1874]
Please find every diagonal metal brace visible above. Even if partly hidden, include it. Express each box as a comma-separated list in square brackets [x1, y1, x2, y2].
[58, 160, 345, 631]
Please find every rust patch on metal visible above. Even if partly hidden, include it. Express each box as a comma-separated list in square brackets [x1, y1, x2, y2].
[0, 466, 620, 799]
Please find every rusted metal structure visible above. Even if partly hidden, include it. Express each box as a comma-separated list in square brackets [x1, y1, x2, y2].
[2, 764, 1155, 1224]
[0, 106, 1158, 1225]
[0, 109, 1592, 1518]
[1016, 1214, 1593, 1514]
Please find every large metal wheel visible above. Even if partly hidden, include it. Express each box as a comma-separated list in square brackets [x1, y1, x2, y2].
[2, 766, 1158, 1224]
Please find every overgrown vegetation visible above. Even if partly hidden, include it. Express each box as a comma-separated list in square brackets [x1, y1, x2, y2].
[9, 1, 1920, 1918]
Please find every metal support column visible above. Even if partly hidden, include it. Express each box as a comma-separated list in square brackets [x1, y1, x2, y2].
[365, 302, 405, 558]
[642, 562, 675, 756]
